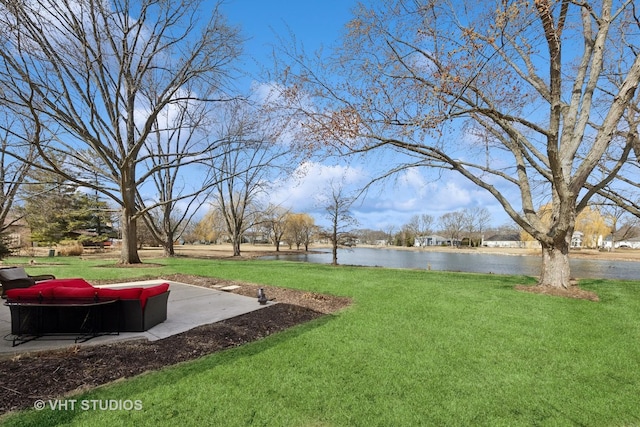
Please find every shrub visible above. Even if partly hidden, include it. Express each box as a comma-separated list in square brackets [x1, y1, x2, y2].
[0, 235, 11, 260]
[57, 240, 84, 256]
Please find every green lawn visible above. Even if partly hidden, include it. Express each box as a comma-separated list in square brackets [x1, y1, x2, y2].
[3, 256, 640, 426]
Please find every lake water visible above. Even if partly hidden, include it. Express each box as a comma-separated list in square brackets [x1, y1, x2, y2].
[263, 247, 639, 281]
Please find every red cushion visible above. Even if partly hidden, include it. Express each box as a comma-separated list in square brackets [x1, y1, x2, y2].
[139, 283, 170, 310]
[6, 286, 54, 300]
[52, 287, 98, 299]
[141, 283, 170, 298]
[36, 278, 93, 288]
[31, 281, 66, 291]
[96, 287, 143, 301]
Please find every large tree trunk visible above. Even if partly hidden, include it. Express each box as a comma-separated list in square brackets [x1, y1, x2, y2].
[538, 238, 572, 289]
[163, 210, 175, 257]
[119, 175, 142, 264]
[163, 229, 175, 257]
[232, 233, 241, 256]
[163, 244, 176, 257]
[119, 207, 142, 264]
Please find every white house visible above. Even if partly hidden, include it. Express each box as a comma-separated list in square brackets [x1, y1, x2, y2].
[571, 231, 584, 248]
[482, 234, 522, 248]
[603, 236, 640, 249]
[414, 235, 458, 247]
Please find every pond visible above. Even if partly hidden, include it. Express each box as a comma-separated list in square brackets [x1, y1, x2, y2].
[263, 247, 639, 281]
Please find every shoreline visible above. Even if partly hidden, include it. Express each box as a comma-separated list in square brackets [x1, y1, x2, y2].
[349, 244, 640, 263]
[7, 243, 640, 264]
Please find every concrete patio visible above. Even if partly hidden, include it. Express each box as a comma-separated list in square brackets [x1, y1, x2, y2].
[0, 280, 271, 357]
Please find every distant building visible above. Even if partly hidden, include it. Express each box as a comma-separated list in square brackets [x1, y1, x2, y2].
[2, 217, 31, 250]
[482, 233, 523, 248]
[571, 231, 584, 248]
[414, 235, 459, 247]
[603, 236, 640, 249]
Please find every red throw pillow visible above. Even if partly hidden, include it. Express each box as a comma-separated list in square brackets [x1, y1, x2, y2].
[96, 287, 143, 301]
[52, 287, 97, 299]
[6, 286, 54, 300]
[139, 283, 170, 310]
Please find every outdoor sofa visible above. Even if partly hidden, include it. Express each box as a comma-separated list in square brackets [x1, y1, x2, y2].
[4, 278, 170, 342]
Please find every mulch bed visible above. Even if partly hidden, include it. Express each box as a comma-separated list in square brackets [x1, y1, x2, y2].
[514, 283, 600, 302]
[0, 275, 352, 416]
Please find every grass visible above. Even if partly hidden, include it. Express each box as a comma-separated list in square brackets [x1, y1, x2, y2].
[3, 256, 640, 426]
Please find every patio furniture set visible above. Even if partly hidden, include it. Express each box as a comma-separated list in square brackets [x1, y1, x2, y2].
[1, 267, 170, 346]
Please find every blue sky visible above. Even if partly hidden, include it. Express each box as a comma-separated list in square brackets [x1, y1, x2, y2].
[219, 1, 513, 231]
[222, 0, 353, 65]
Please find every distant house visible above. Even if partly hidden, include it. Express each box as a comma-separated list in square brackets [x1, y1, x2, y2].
[572, 231, 608, 249]
[482, 233, 522, 248]
[414, 234, 457, 247]
[243, 230, 270, 245]
[603, 236, 640, 249]
[2, 217, 31, 250]
[571, 231, 584, 248]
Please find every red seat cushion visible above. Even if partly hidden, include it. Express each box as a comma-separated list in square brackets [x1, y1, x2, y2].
[6, 286, 54, 300]
[30, 281, 65, 291]
[52, 286, 98, 299]
[7, 282, 168, 309]
[96, 287, 143, 301]
[139, 283, 170, 310]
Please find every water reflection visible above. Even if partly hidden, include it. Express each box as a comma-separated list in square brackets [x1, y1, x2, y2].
[263, 247, 639, 280]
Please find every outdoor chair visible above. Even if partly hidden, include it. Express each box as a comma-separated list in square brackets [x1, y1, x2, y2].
[0, 266, 55, 298]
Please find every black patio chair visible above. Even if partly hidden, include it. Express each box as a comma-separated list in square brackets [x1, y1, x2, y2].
[0, 266, 55, 298]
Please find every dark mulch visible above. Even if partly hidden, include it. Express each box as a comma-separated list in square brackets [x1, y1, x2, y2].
[0, 275, 352, 415]
[514, 283, 600, 302]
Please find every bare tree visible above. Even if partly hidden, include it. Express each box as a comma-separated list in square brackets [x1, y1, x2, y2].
[0, 113, 38, 233]
[462, 207, 491, 247]
[439, 211, 466, 247]
[138, 96, 224, 257]
[384, 225, 396, 246]
[0, 0, 242, 264]
[614, 220, 640, 244]
[210, 103, 290, 256]
[276, 0, 640, 288]
[301, 216, 318, 252]
[601, 203, 640, 249]
[214, 175, 262, 257]
[408, 214, 434, 247]
[321, 182, 358, 265]
[264, 205, 289, 251]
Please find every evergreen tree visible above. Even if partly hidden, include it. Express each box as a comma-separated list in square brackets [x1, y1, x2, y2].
[21, 169, 115, 245]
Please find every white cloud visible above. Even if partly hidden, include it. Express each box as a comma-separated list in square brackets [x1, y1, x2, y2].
[267, 161, 513, 230]
[267, 161, 368, 213]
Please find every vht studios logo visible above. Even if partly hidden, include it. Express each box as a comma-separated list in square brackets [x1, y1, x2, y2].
[34, 399, 143, 411]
